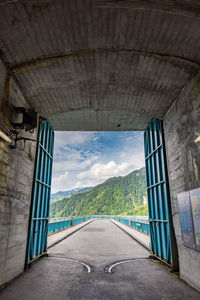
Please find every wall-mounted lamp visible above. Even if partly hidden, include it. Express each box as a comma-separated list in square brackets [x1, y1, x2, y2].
[0, 121, 38, 150]
[12, 107, 37, 131]
[0, 122, 12, 143]
[194, 136, 200, 144]
[0, 107, 38, 149]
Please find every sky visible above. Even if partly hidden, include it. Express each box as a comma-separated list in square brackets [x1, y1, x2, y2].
[51, 131, 145, 194]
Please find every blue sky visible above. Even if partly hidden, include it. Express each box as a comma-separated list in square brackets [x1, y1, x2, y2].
[51, 131, 145, 193]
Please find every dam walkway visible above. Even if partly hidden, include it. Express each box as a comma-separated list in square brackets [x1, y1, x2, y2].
[0, 220, 199, 300]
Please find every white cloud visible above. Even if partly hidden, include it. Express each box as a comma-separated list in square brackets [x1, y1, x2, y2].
[52, 171, 69, 192]
[53, 158, 93, 174]
[78, 161, 125, 180]
[75, 181, 87, 188]
[76, 159, 143, 187]
[51, 143, 99, 192]
[53, 132, 99, 176]
[53, 148, 99, 174]
[54, 131, 95, 149]
[119, 150, 144, 167]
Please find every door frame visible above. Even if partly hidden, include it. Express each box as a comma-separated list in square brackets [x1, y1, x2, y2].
[25, 119, 54, 265]
[144, 118, 178, 270]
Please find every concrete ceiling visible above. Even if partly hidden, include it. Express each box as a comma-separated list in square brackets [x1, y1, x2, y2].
[0, 0, 200, 130]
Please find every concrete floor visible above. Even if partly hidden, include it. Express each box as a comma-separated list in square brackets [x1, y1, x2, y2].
[0, 220, 199, 300]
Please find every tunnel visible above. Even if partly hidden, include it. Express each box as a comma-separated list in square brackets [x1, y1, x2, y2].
[0, 0, 200, 296]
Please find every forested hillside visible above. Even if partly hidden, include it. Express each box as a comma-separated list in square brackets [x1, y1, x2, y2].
[50, 167, 148, 217]
[50, 187, 93, 203]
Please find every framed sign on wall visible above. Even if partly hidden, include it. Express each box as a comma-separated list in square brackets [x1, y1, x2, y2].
[177, 191, 195, 250]
[177, 188, 200, 252]
[190, 188, 200, 252]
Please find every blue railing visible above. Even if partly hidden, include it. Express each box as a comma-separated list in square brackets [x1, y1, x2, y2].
[48, 215, 150, 235]
[131, 220, 150, 234]
[48, 219, 72, 233]
[114, 216, 129, 226]
[114, 216, 150, 234]
[48, 216, 94, 234]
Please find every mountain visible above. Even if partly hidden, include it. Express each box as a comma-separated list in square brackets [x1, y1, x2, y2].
[50, 167, 148, 217]
[50, 187, 93, 203]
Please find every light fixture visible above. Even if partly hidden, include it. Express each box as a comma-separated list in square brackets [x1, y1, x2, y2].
[12, 107, 37, 132]
[0, 120, 38, 149]
[0, 122, 12, 143]
[194, 136, 200, 144]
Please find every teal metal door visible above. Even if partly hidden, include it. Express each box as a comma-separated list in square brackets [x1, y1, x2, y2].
[26, 120, 54, 263]
[144, 118, 178, 269]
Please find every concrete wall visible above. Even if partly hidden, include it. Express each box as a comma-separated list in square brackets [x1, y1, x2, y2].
[164, 71, 200, 291]
[0, 60, 37, 286]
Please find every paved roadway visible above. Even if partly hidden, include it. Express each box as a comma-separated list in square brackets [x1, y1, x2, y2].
[0, 220, 199, 300]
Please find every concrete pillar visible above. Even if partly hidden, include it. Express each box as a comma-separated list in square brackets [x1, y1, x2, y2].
[0, 59, 38, 286]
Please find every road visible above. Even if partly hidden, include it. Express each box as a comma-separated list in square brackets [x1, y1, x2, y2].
[0, 220, 199, 299]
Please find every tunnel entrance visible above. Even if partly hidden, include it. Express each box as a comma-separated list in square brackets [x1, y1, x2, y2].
[26, 118, 178, 270]
[1, 0, 200, 291]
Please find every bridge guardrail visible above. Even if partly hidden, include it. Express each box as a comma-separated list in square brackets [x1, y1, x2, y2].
[48, 216, 94, 233]
[114, 216, 150, 234]
[48, 215, 149, 235]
